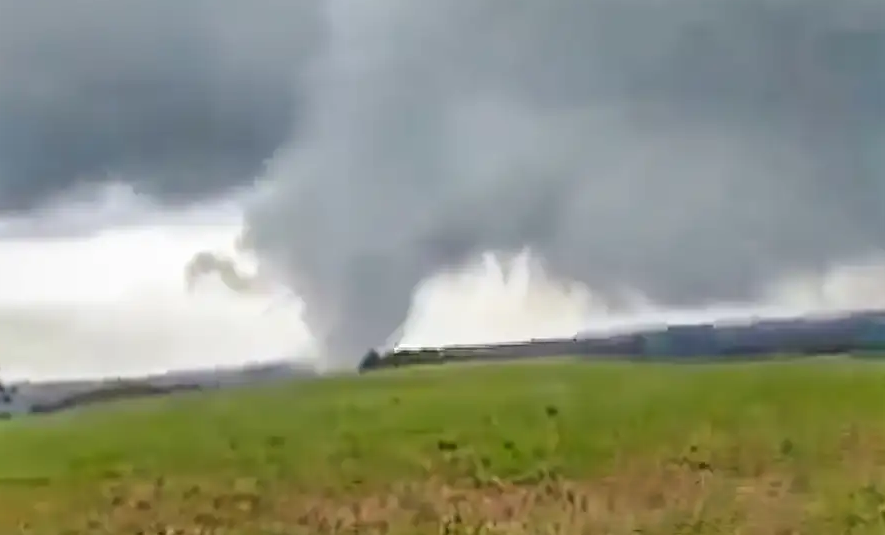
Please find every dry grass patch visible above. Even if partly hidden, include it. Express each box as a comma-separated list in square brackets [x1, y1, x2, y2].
[8, 448, 885, 534]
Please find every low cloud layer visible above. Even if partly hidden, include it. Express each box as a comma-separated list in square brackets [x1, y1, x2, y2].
[3, 0, 885, 363]
[0, 0, 321, 209]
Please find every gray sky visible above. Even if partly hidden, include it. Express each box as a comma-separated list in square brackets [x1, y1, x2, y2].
[0, 0, 321, 209]
[3, 0, 885, 360]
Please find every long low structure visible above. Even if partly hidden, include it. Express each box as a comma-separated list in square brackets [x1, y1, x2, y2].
[360, 308, 885, 372]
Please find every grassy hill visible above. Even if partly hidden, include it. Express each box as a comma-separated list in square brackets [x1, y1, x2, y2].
[3, 358, 885, 533]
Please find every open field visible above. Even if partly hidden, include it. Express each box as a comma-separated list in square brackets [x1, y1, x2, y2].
[3, 358, 885, 533]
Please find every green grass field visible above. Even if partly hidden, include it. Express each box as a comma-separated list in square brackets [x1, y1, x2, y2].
[3, 358, 885, 533]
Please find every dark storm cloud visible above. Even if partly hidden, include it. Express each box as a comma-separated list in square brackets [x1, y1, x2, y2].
[242, 0, 885, 363]
[0, 0, 322, 210]
[4, 1, 885, 364]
